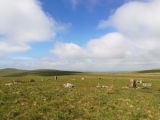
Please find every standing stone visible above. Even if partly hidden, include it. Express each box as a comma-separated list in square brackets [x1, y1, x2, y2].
[133, 80, 136, 88]
[130, 79, 136, 88]
[55, 75, 57, 80]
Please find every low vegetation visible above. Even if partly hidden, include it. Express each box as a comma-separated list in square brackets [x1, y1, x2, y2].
[0, 69, 160, 120]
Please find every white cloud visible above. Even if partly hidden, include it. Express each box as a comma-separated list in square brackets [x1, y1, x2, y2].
[2, 0, 160, 72]
[50, 32, 149, 61]
[111, 0, 160, 39]
[0, 0, 70, 56]
[50, 42, 87, 59]
[98, 0, 160, 34]
[0, 0, 54, 42]
[49, 0, 160, 71]
[97, 0, 160, 57]
[87, 32, 133, 59]
[0, 41, 31, 56]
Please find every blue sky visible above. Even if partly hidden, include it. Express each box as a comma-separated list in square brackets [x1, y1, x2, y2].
[0, 0, 160, 72]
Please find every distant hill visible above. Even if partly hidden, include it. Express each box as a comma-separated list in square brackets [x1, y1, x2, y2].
[136, 69, 160, 73]
[0, 68, 28, 76]
[0, 68, 81, 77]
[1, 68, 160, 77]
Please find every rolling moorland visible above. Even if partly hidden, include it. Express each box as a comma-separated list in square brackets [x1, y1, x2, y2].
[0, 68, 160, 120]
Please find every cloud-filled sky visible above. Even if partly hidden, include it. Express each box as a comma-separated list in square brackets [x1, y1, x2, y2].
[0, 0, 160, 72]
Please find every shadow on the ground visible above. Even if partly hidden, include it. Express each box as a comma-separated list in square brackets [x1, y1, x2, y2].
[2, 69, 82, 77]
[137, 69, 160, 73]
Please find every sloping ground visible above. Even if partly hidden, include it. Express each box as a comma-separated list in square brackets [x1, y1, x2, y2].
[1, 68, 160, 77]
[136, 69, 160, 73]
[0, 68, 81, 77]
[0, 70, 160, 119]
[0, 68, 28, 77]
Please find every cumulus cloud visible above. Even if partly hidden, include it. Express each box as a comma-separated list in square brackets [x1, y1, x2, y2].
[97, 0, 160, 57]
[98, 0, 160, 33]
[50, 42, 87, 59]
[2, 0, 159, 71]
[0, 0, 70, 56]
[87, 32, 132, 59]
[0, 0, 54, 41]
[50, 0, 160, 71]
[111, 0, 160, 38]
[0, 41, 31, 56]
[96, 0, 160, 70]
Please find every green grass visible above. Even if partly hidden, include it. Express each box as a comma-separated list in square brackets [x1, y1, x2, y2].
[0, 68, 28, 76]
[0, 69, 160, 119]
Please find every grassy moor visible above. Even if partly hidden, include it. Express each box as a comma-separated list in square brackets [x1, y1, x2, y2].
[0, 68, 160, 120]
